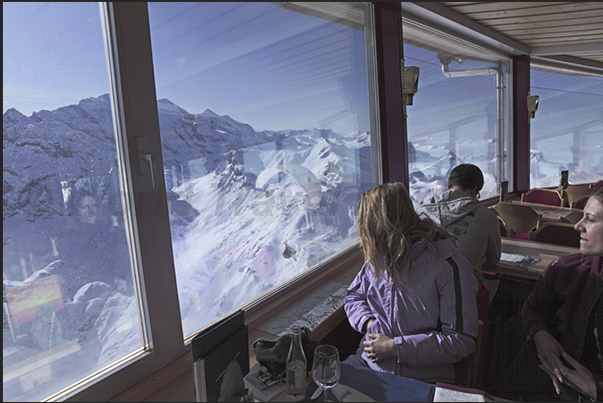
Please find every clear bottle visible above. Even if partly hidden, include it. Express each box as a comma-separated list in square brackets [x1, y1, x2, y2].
[286, 325, 307, 401]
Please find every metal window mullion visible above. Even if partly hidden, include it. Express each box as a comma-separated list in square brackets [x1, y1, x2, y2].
[65, 2, 186, 401]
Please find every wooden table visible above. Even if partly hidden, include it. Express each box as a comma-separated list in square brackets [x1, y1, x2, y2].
[517, 201, 576, 222]
[495, 238, 580, 281]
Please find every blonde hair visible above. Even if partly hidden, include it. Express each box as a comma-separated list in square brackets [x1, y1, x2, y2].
[357, 182, 449, 282]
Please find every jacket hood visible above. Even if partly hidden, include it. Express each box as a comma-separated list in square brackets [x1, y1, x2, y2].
[412, 236, 458, 261]
[417, 189, 482, 227]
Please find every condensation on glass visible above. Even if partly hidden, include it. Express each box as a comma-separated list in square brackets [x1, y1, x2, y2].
[401, 18, 511, 203]
[147, 2, 375, 337]
[3, 3, 143, 401]
[530, 65, 603, 188]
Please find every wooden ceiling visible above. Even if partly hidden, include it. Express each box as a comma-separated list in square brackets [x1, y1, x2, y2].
[437, 2, 603, 66]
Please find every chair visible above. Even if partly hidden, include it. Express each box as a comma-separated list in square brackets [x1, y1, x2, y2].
[456, 319, 484, 389]
[521, 188, 564, 207]
[591, 179, 603, 189]
[468, 319, 485, 389]
[496, 215, 509, 237]
[570, 195, 589, 210]
[560, 210, 583, 225]
[528, 221, 580, 248]
[492, 202, 542, 239]
[562, 185, 592, 207]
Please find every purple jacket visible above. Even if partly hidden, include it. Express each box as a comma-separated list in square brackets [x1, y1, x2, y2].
[345, 237, 479, 384]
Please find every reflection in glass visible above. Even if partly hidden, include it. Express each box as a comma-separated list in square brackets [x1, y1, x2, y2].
[3, 3, 143, 401]
[148, 2, 374, 337]
[402, 18, 509, 203]
[530, 67, 603, 188]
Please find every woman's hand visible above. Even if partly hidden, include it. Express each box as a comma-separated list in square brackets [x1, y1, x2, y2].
[538, 353, 564, 395]
[533, 330, 566, 371]
[363, 333, 395, 363]
[540, 352, 597, 400]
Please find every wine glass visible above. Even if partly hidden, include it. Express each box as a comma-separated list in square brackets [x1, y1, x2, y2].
[312, 345, 341, 402]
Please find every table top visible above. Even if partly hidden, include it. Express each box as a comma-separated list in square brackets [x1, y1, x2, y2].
[269, 362, 434, 402]
[494, 237, 580, 281]
[516, 201, 576, 221]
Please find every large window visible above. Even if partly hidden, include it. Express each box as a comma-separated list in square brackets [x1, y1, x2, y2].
[401, 19, 510, 203]
[530, 65, 603, 188]
[3, 3, 144, 401]
[147, 2, 375, 338]
[3, 2, 376, 401]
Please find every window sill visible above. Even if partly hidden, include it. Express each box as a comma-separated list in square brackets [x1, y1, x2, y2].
[108, 245, 365, 402]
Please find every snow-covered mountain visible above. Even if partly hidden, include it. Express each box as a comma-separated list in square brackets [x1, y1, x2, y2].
[3, 93, 375, 360]
[3, 93, 377, 400]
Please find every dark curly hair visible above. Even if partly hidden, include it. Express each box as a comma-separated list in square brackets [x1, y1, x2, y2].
[448, 163, 484, 192]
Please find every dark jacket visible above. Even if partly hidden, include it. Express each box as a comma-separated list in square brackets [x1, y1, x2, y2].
[522, 253, 603, 359]
[521, 253, 603, 401]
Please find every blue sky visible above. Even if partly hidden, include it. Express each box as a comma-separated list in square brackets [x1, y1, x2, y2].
[3, 2, 371, 134]
[3, 2, 111, 115]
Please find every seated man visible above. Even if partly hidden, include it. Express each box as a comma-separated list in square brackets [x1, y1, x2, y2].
[416, 163, 501, 303]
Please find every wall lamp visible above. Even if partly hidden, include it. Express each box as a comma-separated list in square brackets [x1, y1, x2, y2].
[402, 66, 420, 106]
[527, 93, 539, 118]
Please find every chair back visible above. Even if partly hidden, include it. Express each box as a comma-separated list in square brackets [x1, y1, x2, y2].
[570, 195, 589, 210]
[591, 179, 603, 189]
[521, 188, 564, 207]
[560, 210, 583, 225]
[496, 215, 509, 237]
[529, 221, 580, 248]
[467, 319, 484, 389]
[456, 319, 484, 389]
[562, 185, 592, 207]
[492, 202, 542, 238]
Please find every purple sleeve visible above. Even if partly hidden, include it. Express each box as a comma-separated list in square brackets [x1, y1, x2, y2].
[344, 262, 375, 334]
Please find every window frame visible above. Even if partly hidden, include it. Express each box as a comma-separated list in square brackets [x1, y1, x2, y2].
[399, 15, 513, 201]
[62, 3, 185, 401]
[63, 2, 381, 401]
[528, 60, 603, 188]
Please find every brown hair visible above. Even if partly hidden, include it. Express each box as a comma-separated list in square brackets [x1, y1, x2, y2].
[356, 182, 450, 282]
[448, 163, 484, 192]
[590, 185, 603, 204]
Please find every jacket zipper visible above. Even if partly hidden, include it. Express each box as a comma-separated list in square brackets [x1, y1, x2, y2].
[579, 279, 603, 357]
[389, 282, 399, 376]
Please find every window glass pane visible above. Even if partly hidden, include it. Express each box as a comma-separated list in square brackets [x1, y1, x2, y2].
[147, 2, 374, 337]
[530, 67, 603, 187]
[3, 3, 144, 401]
[402, 19, 509, 203]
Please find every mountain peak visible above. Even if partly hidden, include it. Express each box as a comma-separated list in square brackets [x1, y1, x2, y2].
[158, 98, 190, 115]
[3, 108, 26, 120]
[201, 109, 221, 119]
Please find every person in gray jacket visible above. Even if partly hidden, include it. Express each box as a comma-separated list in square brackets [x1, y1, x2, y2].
[345, 182, 479, 384]
[415, 164, 501, 302]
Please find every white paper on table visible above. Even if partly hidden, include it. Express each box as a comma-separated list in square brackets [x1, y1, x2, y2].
[500, 252, 526, 263]
[433, 386, 488, 402]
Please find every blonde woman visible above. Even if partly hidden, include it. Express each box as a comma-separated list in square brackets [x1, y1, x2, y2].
[344, 182, 479, 385]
